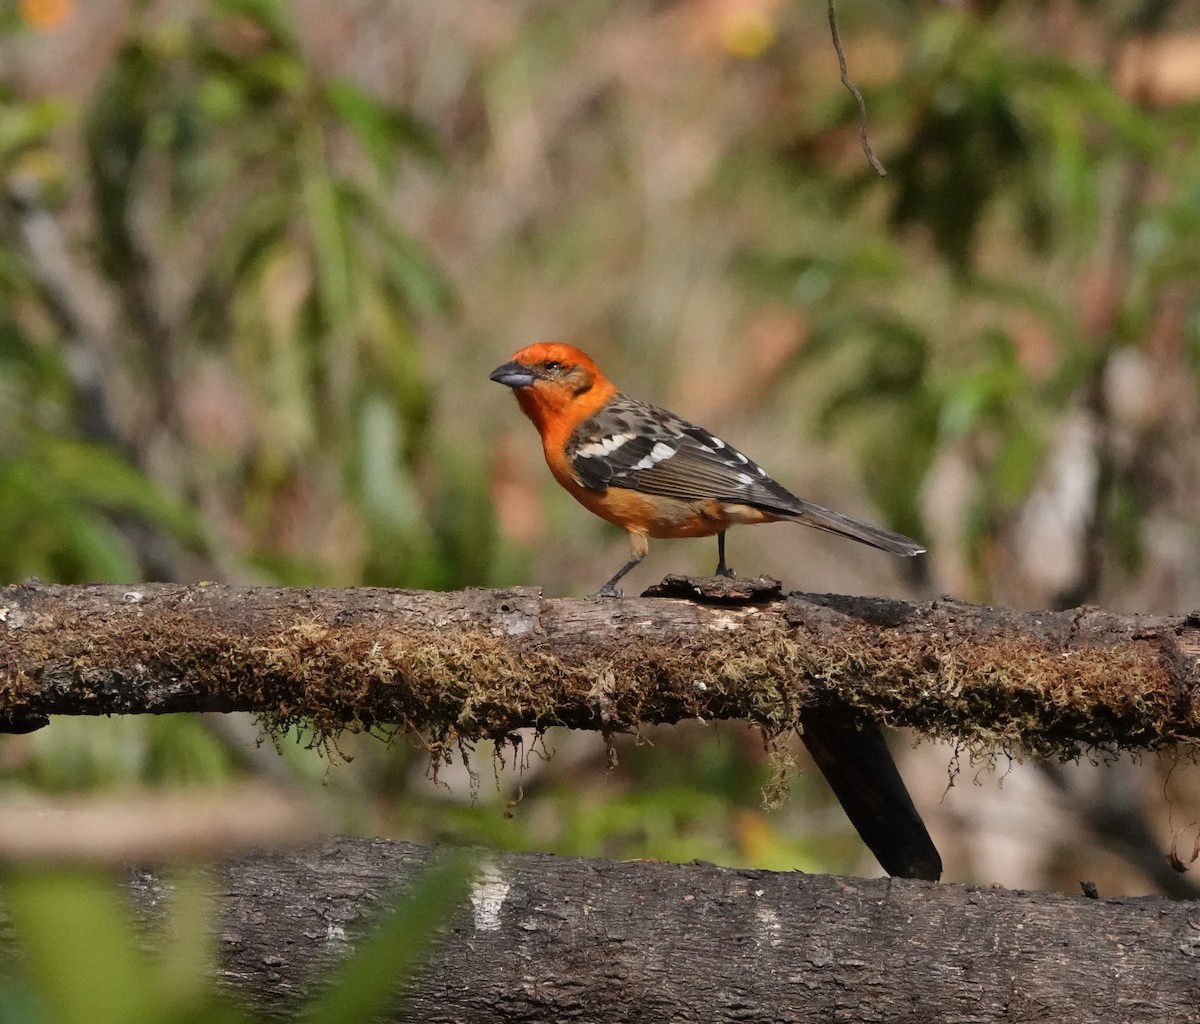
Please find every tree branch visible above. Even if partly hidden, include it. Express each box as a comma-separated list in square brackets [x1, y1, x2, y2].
[126, 835, 1200, 1023]
[826, 0, 887, 176]
[2, 580, 1198, 758]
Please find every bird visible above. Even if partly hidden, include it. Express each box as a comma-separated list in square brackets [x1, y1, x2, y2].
[490, 341, 925, 596]
[491, 341, 942, 881]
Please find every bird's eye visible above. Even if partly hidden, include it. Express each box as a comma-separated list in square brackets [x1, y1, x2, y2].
[543, 360, 563, 373]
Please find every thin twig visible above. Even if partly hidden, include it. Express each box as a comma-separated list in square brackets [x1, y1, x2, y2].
[826, 0, 887, 177]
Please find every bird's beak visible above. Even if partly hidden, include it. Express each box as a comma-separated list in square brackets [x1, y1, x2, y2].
[489, 361, 536, 389]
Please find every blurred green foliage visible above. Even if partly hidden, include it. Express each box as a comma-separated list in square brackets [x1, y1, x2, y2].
[382, 727, 846, 873]
[0, 853, 474, 1024]
[761, 2, 1200, 597]
[1, 0, 475, 590]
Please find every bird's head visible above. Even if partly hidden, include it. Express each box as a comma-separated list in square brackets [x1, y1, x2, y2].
[490, 342, 616, 433]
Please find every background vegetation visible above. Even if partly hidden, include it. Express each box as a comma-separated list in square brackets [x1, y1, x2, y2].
[3, 3, 1200, 982]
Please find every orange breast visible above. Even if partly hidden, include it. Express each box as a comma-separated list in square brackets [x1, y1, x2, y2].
[553, 477, 776, 539]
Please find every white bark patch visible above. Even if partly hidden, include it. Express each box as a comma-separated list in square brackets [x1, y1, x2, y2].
[704, 609, 753, 630]
[755, 906, 784, 948]
[470, 864, 511, 932]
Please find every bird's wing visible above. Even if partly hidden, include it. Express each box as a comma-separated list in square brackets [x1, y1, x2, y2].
[567, 393, 925, 556]
[567, 393, 800, 512]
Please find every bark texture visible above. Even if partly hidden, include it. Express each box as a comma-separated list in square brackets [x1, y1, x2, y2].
[128, 836, 1200, 1024]
[2, 580, 1200, 757]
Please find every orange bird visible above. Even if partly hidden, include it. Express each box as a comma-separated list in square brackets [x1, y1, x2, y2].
[492, 342, 942, 880]
[490, 342, 924, 595]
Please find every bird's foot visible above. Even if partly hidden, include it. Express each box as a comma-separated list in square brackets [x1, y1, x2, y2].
[590, 583, 624, 599]
[715, 564, 736, 579]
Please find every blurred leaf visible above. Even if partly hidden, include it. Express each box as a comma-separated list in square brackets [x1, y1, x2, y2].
[210, 0, 297, 46]
[155, 871, 218, 1013]
[991, 425, 1045, 503]
[302, 143, 354, 328]
[1105, 472, 1145, 575]
[0, 977, 42, 1024]
[197, 71, 249, 122]
[5, 869, 160, 1024]
[45, 437, 196, 534]
[358, 391, 424, 534]
[382, 226, 456, 317]
[0, 94, 68, 163]
[83, 40, 156, 276]
[325, 80, 441, 178]
[0, 433, 201, 583]
[4, 868, 254, 1024]
[3, 856, 476, 1024]
[298, 852, 476, 1024]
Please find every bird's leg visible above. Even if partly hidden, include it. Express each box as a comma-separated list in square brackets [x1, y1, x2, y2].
[592, 531, 648, 598]
[592, 558, 640, 598]
[714, 532, 735, 578]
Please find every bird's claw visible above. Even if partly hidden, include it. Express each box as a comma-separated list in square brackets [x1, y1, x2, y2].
[590, 584, 624, 598]
[715, 565, 736, 579]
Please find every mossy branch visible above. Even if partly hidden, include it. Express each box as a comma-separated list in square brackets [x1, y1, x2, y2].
[1, 579, 1198, 759]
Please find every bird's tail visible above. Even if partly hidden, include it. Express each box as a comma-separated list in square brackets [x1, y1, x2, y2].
[784, 500, 924, 557]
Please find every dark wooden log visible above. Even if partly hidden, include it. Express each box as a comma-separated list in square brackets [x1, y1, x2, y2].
[126, 835, 1200, 1024]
